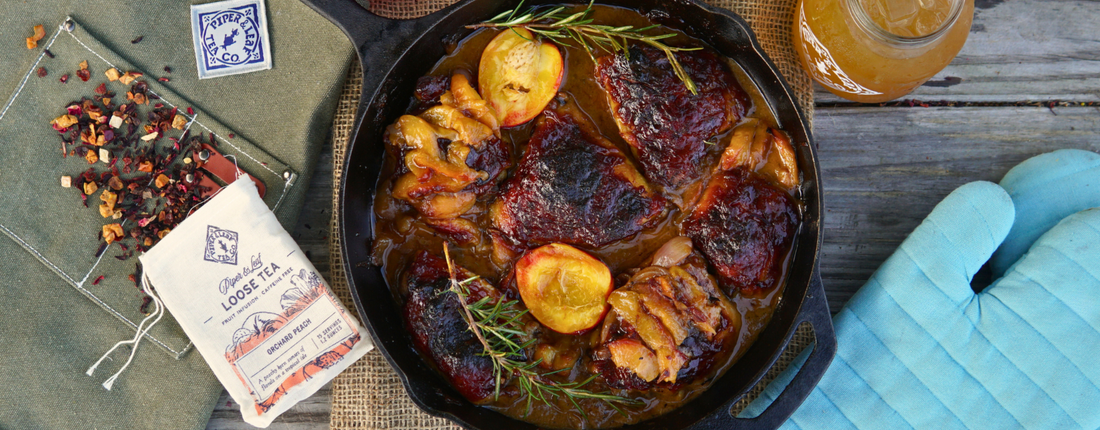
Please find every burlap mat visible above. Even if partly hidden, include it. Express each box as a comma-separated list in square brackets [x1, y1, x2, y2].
[328, 1, 816, 428]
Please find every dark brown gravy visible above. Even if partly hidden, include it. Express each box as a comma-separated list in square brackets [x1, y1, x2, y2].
[369, 4, 799, 429]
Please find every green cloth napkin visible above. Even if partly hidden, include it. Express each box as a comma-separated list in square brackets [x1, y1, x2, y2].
[0, 1, 352, 428]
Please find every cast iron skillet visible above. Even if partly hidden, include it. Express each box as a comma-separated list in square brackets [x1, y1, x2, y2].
[301, 0, 836, 428]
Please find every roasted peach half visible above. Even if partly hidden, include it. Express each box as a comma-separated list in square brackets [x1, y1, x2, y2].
[478, 28, 564, 127]
[515, 243, 613, 334]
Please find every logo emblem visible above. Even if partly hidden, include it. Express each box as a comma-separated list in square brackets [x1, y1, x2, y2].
[191, 0, 272, 79]
[205, 225, 239, 265]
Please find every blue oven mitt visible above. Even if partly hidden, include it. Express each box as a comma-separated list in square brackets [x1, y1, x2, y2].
[743, 149, 1100, 429]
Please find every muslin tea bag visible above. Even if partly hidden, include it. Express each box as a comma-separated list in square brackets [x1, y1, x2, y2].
[135, 178, 372, 427]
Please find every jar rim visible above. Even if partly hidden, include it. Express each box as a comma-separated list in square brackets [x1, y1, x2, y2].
[846, 0, 966, 47]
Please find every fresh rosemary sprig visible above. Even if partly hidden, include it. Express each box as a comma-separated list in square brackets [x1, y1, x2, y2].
[468, 0, 701, 94]
[441, 243, 638, 419]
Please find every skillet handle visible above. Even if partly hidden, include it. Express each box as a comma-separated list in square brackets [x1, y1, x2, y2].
[691, 273, 837, 429]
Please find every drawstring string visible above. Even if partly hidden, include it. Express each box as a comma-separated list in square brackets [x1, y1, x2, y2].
[86, 274, 165, 390]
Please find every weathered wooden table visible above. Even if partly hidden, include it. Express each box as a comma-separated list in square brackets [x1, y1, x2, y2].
[207, 0, 1100, 427]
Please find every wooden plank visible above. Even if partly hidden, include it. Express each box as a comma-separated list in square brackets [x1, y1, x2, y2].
[816, 105, 1100, 311]
[206, 383, 332, 430]
[814, 0, 1100, 103]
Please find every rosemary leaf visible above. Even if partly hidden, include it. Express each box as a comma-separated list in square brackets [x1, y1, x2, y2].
[440, 243, 638, 420]
[468, 0, 699, 94]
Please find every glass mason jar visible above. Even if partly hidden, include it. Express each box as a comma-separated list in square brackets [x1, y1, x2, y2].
[792, 0, 974, 102]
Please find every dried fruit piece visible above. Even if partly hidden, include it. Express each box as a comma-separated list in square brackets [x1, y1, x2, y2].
[137, 161, 153, 172]
[59, 74, 69, 84]
[51, 114, 78, 131]
[478, 28, 564, 127]
[94, 83, 107, 95]
[84, 149, 98, 164]
[155, 174, 170, 188]
[105, 68, 121, 81]
[109, 113, 124, 129]
[26, 24, 45, 49]
[140, 131, 158, 141]
[37, 67, 47, 78]
[171, 114, 187, 130]
[83, 181, 98, 195]
[60, 176, 72, 188]
[102, 223, 124, 244]
[107, 175, 123, 191]
[99, 190, 118, 218]
[515, 243, 613, 334]
[99, 148, 110, 163]
[118, 71, 142, 85]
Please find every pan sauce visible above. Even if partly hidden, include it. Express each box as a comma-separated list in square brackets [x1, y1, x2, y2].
[370, 4, 801, 428]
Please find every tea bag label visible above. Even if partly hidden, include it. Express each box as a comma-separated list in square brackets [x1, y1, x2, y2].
[140, 179, 371, 428]
[230, 292, 356, 401]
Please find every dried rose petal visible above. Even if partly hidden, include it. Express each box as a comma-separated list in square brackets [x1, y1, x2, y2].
[186, 107, 194, 115]
[77, 69, 91, 82]
[94, 83, 107, 95]
[92, 275, 104, 285]
[158, 77, 170, 82]
[37, 67, 47, 78]
[131, 36, 143, 44]
[59, 74, 69, 83]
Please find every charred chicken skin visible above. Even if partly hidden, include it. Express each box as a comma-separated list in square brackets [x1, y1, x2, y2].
[682, 167, 799, 296]
[593, 237, 741, 390]
[402, 251, 500, 402]
[491, 106, 666, 251]
[595, 45, 750, 192]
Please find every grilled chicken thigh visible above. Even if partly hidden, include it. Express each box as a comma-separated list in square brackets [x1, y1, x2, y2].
[491, 106, 666, 251]
[595, 45, 750, 192]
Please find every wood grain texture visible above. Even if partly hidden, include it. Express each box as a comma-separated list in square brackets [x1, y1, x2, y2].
[816, 105, 1100, 310]
[814, 0, 1100, 103]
